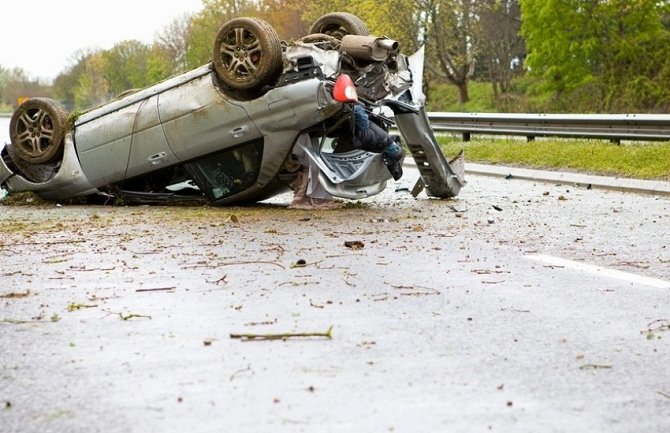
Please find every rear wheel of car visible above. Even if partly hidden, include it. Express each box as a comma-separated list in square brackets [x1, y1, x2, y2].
[212, 17, 283, 94]
[309, 12, 370, 39]
[9, 98, 69, 164]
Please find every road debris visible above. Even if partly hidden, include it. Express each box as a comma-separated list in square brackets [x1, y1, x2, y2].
[230, 325, 333, 341]
[135, 287, 176, 293]
[344, 240, 364, 250]
[67, 303, 98, 312]
[579, 364, 613, 370]
[0, 290, 31, 298]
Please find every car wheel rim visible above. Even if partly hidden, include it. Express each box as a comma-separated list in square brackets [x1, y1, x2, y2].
[14, 107, 56, 159]
[218, 27, 262, 83]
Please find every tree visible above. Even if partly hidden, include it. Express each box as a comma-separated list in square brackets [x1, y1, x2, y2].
[421, 0, 482, 104]
[52, 49, 96, 110]
[0, 66, 8, 108]
[520, 0, 670, 111]
[155, 14, 193, 74]
[0, 67, 52, 109]
[521, 0, 601, 96]
[103, 40, 153, 96]
[258, 0, 310, 40]
[74, 52, 111, 108]
[478, 0, 524, 100]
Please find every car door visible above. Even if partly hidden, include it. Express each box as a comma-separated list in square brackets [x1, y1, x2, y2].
[75, 94, 179, 187]
[158, 74, 262, 162]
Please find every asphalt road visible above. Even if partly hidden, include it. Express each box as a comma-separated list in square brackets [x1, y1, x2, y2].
[1, 168, 669, 433]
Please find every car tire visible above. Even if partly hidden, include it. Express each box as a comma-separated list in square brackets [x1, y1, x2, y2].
[309, 12, 370, 40]
[9, 98, 69, 165]
[212, 17, 283, 94]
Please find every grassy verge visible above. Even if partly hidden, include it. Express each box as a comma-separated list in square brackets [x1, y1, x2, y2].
[426, 81, 497, 113]
[436, 135, 670, 181]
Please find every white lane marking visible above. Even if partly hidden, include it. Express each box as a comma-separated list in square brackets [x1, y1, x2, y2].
[526, 254, 670, 289]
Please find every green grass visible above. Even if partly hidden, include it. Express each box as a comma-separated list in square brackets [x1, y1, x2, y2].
[437, 135, 670, 180]
[426, 81, 498, 112]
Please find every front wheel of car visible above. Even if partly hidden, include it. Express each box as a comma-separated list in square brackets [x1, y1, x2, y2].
[212, 17, 283, 94]
[309, 12, 370, 40]
[9, 98, 69, 165]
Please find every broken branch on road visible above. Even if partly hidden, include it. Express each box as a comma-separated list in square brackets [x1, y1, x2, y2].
[101, 309, 152, 321]
[0, 290, 31, 299]
[135, 287, 176, 293]
[230, 325, 333, 341]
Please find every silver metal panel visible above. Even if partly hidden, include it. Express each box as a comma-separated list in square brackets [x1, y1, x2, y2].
[125, 96, 179, 179]
[158, 75, 261, 161]
[241, 79, 340, 134]
[76, 102, 139, 186]
[237, 80, 341, 192]
[397, 108, 464, 198]
[2, 133, 97, 200]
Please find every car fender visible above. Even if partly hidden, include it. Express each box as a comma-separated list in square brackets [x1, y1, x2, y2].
[2, 133, 98, 201]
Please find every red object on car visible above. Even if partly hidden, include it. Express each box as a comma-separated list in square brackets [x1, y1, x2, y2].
[333, 74, 358, 103]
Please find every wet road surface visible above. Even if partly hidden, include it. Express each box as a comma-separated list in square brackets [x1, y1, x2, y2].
[1, 168, 669, 432]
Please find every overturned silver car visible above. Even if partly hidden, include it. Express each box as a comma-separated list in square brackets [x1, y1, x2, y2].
[1, 13, 464, 205]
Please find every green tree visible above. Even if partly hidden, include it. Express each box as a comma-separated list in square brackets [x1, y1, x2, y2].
[258, 0, 310, 40]
[520, 0, 601, 95]
[154, 14, 193, 75]
[103, 40, 153, 96]
[0, 67, 52, 109]
[52, 50, 95, 110]
[420, 0, 481, 103]
[478, 0, 524, 102]
[521, 0, 670, 111]
[0, 66, 8, 109]
[74, 52, 111, 108]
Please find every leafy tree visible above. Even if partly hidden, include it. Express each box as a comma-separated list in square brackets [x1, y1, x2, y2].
[520, 0, 600, 96]
[155, 14, 193, 74]
[0, 67, 52, 109]
[420, 0, 481, 103]
[74, 52, 111, 108]
[478, 0, 524, 102]
[52, 50, 96, 110]
[257, 0, 310, 40]
[0, 66, 8, 108]
[521, 0, 670, 111]
[103, 40, 153, 95]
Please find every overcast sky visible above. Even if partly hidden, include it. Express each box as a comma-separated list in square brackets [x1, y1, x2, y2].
[0, 0, 204, 82]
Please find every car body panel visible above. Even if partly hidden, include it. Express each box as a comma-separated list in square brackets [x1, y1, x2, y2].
[158, 73, 262, 162]
[1, 133, 97, 200]
[394, 107, 465, 198]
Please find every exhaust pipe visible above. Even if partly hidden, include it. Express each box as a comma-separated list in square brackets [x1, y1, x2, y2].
[340, 35, 399, 62]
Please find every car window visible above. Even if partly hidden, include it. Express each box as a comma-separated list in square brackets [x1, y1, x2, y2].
[186, 139, 263, 200]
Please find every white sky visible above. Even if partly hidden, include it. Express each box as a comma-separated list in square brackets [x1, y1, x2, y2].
[0, 0, 204, 82]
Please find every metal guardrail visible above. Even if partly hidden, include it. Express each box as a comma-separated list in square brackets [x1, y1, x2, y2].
[426, 112, 670, 142]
